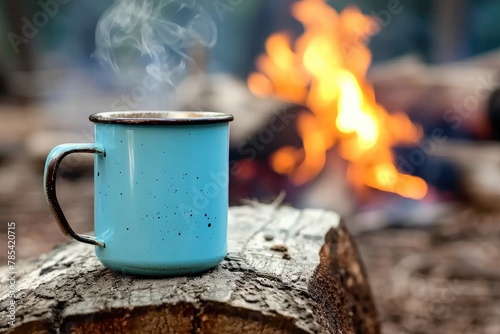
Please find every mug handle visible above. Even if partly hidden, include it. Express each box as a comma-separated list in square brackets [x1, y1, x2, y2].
[43, 143, 106, 247]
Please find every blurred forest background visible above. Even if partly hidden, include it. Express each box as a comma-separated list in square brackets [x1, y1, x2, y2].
[2, 0, 500, 84]
[2, 1, 500, 333]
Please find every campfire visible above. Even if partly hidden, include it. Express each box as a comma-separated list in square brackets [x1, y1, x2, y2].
[247, 0, 428, 200]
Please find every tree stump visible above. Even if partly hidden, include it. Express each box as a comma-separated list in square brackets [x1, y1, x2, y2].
[0, 206, 379, 333]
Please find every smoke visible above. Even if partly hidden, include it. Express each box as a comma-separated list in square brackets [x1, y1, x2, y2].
[93, 0, 216, 85]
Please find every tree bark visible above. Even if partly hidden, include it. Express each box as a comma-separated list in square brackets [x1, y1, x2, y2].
[0, 206, 379, 333]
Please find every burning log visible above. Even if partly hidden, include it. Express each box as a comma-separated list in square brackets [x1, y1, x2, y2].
[176, 1, 432, 207]
[0, 206, 379, 334]
[246, 0, 428, 200]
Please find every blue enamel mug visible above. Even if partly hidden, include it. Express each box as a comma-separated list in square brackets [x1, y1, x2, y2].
[44, 111, 233, 276]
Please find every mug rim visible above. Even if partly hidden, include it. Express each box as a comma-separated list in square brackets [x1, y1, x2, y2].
[89, 111, 234, 125]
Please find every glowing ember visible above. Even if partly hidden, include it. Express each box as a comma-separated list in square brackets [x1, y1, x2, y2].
[248, 0, 427, 200]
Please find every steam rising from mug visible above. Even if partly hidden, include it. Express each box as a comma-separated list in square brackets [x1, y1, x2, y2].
[93, 0, 217, 84]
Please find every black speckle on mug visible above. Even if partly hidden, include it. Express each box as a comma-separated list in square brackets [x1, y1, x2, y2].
[196, 176, 199, 179]
[120, 140, 123, 143]
[146, 214, 149, 217]
[208, 223, 211, 228]
[178, 232, 181, 236]
[204, 214, 207, 217]
[97, 172, 100, 177]
[126, 228, 129, 231]
[120, 193, 122, 196]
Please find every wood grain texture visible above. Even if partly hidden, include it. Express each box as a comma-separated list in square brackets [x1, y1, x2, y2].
[0, 206, 379, 333]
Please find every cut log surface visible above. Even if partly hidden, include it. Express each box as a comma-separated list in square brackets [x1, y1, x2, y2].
[0, 206, 379, 334]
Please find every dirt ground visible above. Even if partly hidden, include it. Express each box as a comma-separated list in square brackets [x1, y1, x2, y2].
[1, 108, 500, 334]
[357, 211, 500, 334]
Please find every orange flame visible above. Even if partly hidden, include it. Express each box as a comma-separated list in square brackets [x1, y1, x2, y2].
[248, 0, 427, 200]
